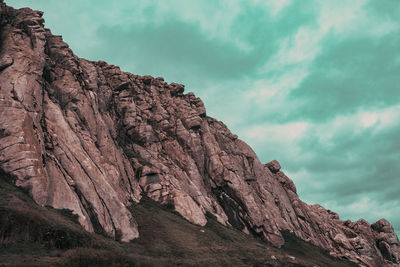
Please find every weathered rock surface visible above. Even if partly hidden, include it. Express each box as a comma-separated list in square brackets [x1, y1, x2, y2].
[0, 2, 399, 266]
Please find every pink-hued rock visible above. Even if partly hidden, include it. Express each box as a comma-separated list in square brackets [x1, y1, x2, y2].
[0, 3, 399, 266]
[265, 160, 281, 173]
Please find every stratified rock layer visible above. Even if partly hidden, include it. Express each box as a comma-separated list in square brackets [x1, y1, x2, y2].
[0, 2, 399, 266]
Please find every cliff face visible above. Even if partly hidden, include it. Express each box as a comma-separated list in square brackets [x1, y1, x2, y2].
[0, 2, 399, 266]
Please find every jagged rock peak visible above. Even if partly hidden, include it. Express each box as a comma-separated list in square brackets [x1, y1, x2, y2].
[0, 3, 399, 266]
[265, 160, 281, 173]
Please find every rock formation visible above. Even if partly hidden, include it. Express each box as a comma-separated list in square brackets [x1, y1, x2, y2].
[0, 2, 399, 266]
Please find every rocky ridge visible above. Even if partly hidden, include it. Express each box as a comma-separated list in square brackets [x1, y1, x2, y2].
[0, 2, 399, 266]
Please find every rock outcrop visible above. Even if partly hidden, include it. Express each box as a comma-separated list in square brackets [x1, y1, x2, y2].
[0, 2, 399, 266]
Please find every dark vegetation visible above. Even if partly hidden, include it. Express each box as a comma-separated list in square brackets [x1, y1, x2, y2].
[0, 171, 357, 267]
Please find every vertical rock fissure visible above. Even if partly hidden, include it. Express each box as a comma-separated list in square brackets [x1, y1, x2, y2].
[73, 186, 106, 236]
[67, 150, 118, 238]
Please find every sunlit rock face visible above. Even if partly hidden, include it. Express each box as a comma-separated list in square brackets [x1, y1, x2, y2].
[0, 2, 399, 266]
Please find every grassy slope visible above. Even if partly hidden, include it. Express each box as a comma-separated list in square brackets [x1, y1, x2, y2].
[0, 172, 357, 267]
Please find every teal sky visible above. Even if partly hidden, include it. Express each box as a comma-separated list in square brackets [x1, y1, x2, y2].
[7, 0, 400, 236]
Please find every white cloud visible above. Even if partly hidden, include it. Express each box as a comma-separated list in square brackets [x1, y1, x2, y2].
[318, 105, 400, 136]
[248, 68, 309, 103]
[251, 0, 290, 17]
[254, 0, 399, 104]
[317, 0, 367, 34]
[241, 122, 309, 143]
[318, 0, 399, 38]
[360, 112, 380, 128]
[374, 105, 400, 130]
[321, 197, 400, 225]
[237, 121, 310, 166]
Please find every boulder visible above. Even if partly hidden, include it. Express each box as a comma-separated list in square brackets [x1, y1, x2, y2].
[265, 160, 281, 173]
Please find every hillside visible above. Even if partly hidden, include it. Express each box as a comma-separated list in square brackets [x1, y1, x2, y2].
[0, 171, 357, 266]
